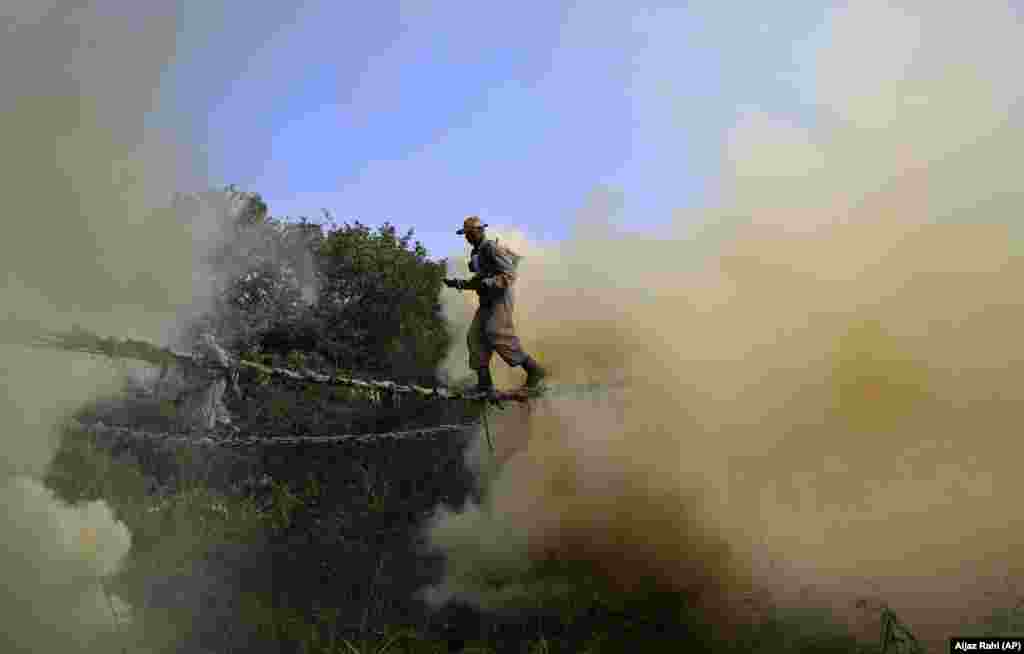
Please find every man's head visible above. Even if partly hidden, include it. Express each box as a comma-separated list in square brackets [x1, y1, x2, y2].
[456, 215, 487, 246]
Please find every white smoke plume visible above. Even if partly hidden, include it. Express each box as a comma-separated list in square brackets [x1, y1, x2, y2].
[165, 187, 322, 350]
[0, 3, 252, 651]
[425, 1, 1024, 648]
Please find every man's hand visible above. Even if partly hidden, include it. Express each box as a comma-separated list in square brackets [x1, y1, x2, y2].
[444, 277, 485, 291]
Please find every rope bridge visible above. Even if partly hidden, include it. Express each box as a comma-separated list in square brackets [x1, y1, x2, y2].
[64, 418, 478, 448]
[4, 322, 620, 403]
[19, 323, 922, 653]
[5, 323, 621, 449]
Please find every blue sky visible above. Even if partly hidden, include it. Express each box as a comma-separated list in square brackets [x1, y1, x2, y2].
[162, 2, 830, 259]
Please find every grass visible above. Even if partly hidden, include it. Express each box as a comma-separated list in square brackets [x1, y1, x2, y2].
[42, 423, 995, 654]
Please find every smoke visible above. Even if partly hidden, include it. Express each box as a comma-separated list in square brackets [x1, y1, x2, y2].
[425, 0, 1024, 644]
[166, 187, 322, 349]
[0, 3, 243, 651]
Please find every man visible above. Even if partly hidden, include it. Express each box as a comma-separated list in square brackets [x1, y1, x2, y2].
[160, 331, 241, 433]
[444, 216, 547, 395]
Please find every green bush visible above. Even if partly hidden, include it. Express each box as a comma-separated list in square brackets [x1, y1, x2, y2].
[194, 198, 451, 386]
[47, 414, 922, 654]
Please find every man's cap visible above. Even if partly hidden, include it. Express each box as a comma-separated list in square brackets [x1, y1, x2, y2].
[456, 215, 488, 234]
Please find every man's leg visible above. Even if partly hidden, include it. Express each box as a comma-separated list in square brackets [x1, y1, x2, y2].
[493, 343, 548, 388]
[475, 366, 494, 393]
[486, 299, 547, 389]
[492, 343, 546, 389]
[468, 309, 495, 392]
[521, 354, 547, 389]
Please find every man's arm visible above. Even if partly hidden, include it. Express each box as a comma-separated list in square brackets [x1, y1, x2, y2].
[443, 243, 518, 291]
[443, 277, 474, 290]
[445, 275, 485, 291]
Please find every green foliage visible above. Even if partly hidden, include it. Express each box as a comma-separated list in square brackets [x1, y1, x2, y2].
[964, 602, 1024, 639]
[309, 219, 449, 381]
[356, 462, 391, 513]
[288, 348, 310, 371]
[724, 608, 874, 654]
[338, 626, 420, 654]
[202, 212, 323, 354]
[193, 199, 450, 384]
[267, 476, 305, 531]
[243, 598, 444, 654]
[44, 432, 151, 521]
[44, 425, 949, 654]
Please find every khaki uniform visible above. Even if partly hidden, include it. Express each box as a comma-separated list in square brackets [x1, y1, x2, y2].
[466, 238, 527, 370]
[160, 333, 237, 432]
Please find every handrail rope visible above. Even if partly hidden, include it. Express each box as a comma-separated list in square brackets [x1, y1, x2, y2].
[65, 418, 479, 448]
[7, 327, 625, 402]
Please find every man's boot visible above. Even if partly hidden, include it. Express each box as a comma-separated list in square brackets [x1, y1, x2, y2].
[475, 367, 495, 394]
[521, 356, 547, 389]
